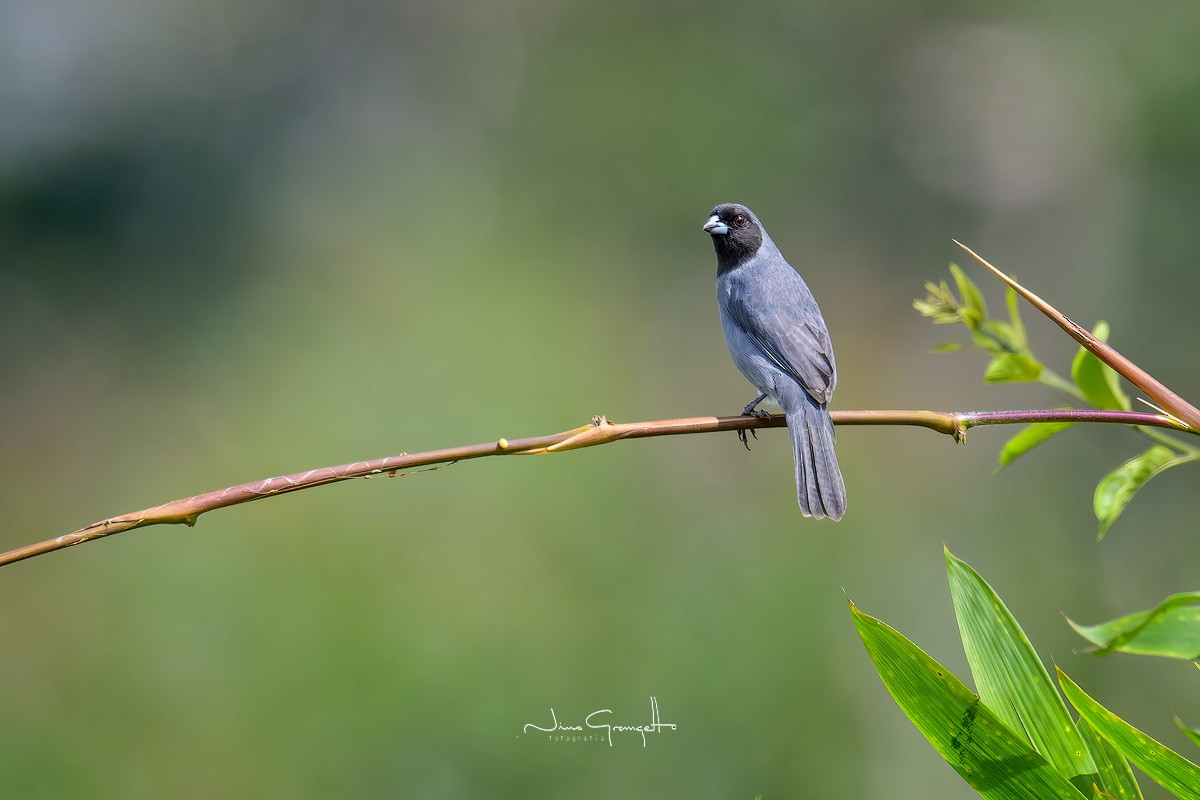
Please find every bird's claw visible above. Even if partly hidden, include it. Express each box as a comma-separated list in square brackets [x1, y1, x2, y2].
[737, 427, 759, 451]
[738, 393, 770, 450]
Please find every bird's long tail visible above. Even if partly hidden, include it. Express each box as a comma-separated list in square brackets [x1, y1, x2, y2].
[782, 387, 846, 520]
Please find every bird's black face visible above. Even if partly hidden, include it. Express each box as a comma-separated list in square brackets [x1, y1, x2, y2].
[703, 203, 763, 272]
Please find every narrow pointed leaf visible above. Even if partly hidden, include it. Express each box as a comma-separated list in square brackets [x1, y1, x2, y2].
[1176, 717, 1200, 751]
[946, 549, 1097, 789]
[851, 603, 1087, 799]
[998, 420, 1076, 470]
[1058, 668, 1200, 799]
[1094, 446, 1179, 539]
[1067, 591, 1200, 659]
[1076, 717, 1143, 800]
[1071, 322, 1130, 411]
[1006, 287, 1028, 351]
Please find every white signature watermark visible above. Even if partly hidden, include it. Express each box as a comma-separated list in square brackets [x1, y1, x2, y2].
[522, 697, 676, 747]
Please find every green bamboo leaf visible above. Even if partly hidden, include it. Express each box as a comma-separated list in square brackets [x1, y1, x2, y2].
[985, 352, 1044, 383]
[1006, 287, 1029, 352]
[931, 341, 968, 353]
[1067, 591, 1200, 659]
[1071, 322, 1130, 411]
[1058, 668, 1200, 799]
[1076, 717, 1144, 800]
[1094, 446, 1179, 539]
[851, 602, 1087, 799]
[1176, 717, 1200, 751]
[998, 420, 1076, 470]
[946, 549, 1098, 791]
[951, 262, 989, 329]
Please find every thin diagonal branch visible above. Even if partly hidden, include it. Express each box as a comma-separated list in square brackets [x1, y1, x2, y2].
[0, 408, 1190, 568]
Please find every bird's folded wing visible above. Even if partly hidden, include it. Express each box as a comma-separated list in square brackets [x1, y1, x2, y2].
[726, 290, 836, 404]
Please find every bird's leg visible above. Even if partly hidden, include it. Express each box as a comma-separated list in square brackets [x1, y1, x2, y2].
[741, 391, 769, 417]
[737, 391, 771, 450]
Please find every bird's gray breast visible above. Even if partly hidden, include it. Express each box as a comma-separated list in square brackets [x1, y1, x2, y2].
[717, 270, 787, 402]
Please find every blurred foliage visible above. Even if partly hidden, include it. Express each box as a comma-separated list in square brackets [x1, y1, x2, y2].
[1068, 591, 1200, 660]
[857, 549, 1200, 799]
[2, 1, 1200, 798]
[916, 264, 1200, 538]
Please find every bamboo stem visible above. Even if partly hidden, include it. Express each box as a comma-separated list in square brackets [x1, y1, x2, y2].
[0, 407, 1188, 568]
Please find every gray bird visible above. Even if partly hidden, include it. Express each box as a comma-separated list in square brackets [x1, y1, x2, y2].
[703, 203, 846, 520]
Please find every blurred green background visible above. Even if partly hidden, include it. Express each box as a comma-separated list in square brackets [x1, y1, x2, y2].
[2, 2, 1198, 797]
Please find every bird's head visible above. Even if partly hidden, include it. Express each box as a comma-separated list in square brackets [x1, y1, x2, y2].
[703, 203, 764, 271]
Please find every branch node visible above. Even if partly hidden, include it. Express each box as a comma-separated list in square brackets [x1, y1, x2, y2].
[546, 417, 620, 453]
[1135, 398, 1189, 432]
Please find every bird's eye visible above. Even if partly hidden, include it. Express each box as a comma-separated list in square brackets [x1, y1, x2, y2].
[733, 215, 747, 228]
